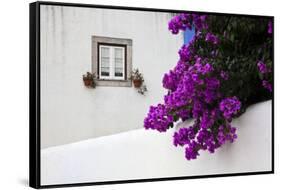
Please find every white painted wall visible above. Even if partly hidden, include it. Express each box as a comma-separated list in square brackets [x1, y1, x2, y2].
[41, 101, 272, 185]
[40, 5, 183, 148]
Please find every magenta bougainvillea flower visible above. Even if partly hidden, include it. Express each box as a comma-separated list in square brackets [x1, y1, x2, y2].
[219, 97, 241, 119]
[168, 14, 207, 34]
[262, 80, 272, 92]
[205, 32, 220, 45]
[268, 20, 272, 34]
[144, 13, 273, 160]
[257, 61, 268, 74]
[144, 103, 173, 132]
[257, 60, 272, 92]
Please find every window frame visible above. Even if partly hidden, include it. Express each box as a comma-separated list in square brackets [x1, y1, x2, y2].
[98, 43, 126, 80]
[92, 36, 132, 87]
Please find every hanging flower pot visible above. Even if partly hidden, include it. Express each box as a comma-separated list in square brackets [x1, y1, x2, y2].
[82, 72, 96, 88]
[133, 79, 142, 88]
[131, 69, 148, 95]
[83, 78, 93, 87]
[131, 69, 144, 88]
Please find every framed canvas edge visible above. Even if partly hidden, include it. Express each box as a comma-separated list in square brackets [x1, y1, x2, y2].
[37, 171, 274, 189]
[29, 1, 41, 189]
[29, 1, 275, 189]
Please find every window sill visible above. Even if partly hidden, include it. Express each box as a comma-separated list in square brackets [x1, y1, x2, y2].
[95, 79, 132, 87]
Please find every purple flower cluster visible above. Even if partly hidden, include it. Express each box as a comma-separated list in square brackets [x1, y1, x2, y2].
[257, 60, 272, 92]
[163, 60, 219, 113]
[185, 141, 200, 160]
[168, 13, 208, 34]
[179, 44, 193, 62]
[262, 80, 272, 92]
[162, 70, 179, 91]
[144, 104, 173, 132]
[219, 97, 241, 120]
[150, 53, 241, 160]
[144, 13, 243, 161]
[220, 71, 229, 80]
[257, 61, 269, 74]
[172, 96, 240, 160]
[268, 20, 272, 34]
[217, 124, 237, 144]
[162, 60, 189, 91]
[205, 32, 219, 45]
[174, 119, 238, 160]
[173, 126, 196, 147]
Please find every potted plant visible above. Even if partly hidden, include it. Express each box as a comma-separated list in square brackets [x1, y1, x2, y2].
[131, 69, 144, 88]
[82, 72, 96, 88]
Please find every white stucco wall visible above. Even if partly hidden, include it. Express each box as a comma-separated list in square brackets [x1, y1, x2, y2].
[40, 5, 183, 148]
[41, 101, 272, 185]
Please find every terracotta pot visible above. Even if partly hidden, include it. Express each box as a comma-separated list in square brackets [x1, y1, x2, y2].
[83, 79, 93, 87]
[133, 79, 142, 88]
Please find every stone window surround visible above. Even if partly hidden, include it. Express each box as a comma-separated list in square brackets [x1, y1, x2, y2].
[92, 36, 133, 87]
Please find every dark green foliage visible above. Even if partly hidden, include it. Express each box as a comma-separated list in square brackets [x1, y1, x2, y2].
[194, 15, 273, 111]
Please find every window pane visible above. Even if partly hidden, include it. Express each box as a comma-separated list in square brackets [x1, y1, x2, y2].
[101, 57, 109, 67]
[115, 59, 123, 68]
[101, 47, 109, 57]
[100, 46, 110, 77]
[115, 48, 122, 58]
[115, 68, 123, 77]
[114, 48, 124, 77]
[101, 67, 110, 76]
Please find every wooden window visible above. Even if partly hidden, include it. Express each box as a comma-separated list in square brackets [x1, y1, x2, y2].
[92, 36, 132, 87]
[98, 45, 125, 80]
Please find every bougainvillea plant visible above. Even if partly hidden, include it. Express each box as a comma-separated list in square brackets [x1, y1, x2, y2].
[144, 13, 273, 160]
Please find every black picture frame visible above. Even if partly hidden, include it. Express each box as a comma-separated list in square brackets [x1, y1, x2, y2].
[30, 1, 274, 189]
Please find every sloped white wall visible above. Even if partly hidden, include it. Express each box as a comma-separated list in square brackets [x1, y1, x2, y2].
[41, 101, 272, 185]
[40, 5, 183, 148]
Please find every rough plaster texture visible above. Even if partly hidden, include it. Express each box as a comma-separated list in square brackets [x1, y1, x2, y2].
[40, 5, 183, 148]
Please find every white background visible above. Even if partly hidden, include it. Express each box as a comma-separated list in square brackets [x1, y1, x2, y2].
[0, 0, 279, 190]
